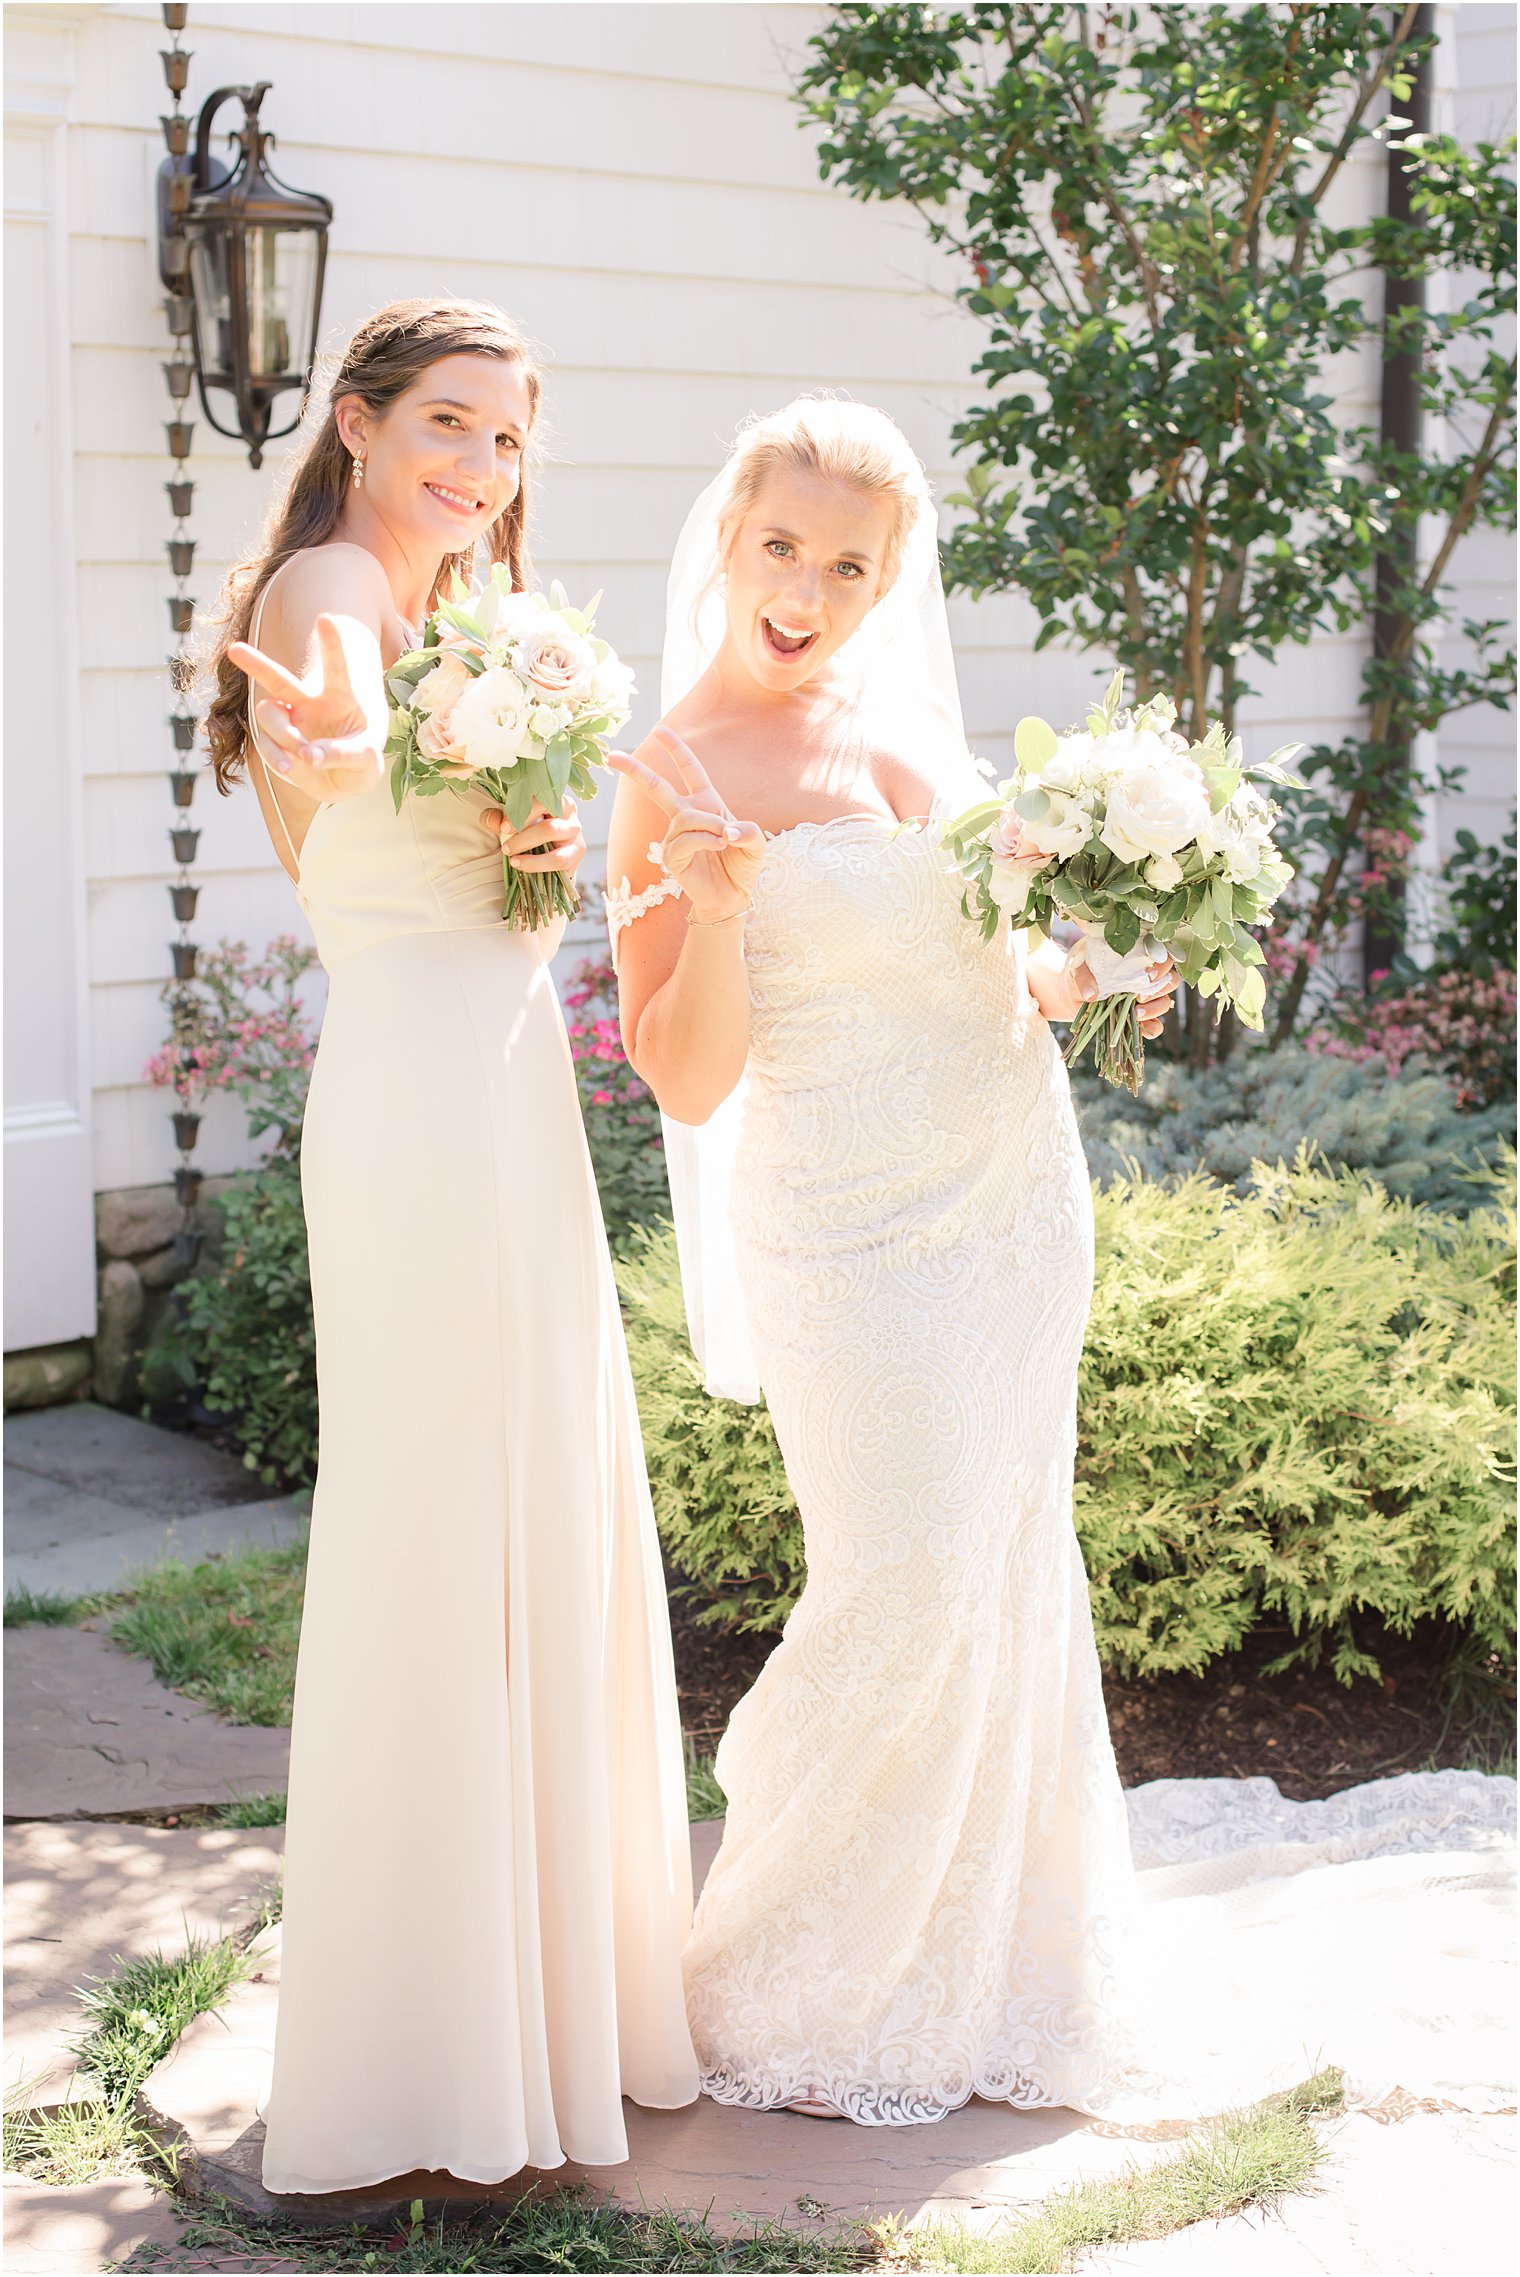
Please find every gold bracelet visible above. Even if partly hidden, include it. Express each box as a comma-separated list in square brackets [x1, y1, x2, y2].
[686, 900, 751, 929]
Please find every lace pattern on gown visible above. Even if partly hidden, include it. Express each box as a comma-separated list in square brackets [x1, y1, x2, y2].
[606, 844, 683, 947]
[682, 817, 1135, 2124]
[678, 818, 1517, 2130]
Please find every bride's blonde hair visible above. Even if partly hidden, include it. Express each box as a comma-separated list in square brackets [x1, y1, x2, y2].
[715, 397, 930, 586]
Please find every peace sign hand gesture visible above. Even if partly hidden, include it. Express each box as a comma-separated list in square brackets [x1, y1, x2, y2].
[608, 725, 767, 924]
[228, 614, 385, 799]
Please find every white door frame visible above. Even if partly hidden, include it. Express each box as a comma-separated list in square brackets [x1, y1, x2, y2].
[4, 18, 97, 1350]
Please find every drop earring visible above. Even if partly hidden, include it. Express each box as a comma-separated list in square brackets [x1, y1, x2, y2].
[352, 455, 365, 490]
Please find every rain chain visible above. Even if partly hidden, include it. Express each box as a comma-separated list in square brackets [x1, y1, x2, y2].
[160, 2, 204, 1271]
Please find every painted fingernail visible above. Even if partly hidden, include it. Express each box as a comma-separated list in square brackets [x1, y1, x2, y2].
[725, 826, 742, 842]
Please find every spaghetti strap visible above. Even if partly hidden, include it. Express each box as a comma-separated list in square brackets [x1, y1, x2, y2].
[247, 577, 306, 879]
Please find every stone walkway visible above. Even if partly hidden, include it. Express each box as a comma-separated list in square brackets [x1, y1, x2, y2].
[5, 1402, 305, 1602]
[140, 1820, 1184, 2235]
[3, 1403, 1514, 2273]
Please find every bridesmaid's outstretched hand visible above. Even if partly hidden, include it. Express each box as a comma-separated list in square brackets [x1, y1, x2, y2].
[607, 725, 766, 923]
[230, 613, 387, 800]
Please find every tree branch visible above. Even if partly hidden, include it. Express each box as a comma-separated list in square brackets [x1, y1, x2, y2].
[1289, 1, 1422, 278]
[1271, 365, 1517, 1041]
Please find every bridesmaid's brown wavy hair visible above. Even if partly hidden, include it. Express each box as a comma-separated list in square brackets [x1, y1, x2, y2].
[204, 297, 542, 791]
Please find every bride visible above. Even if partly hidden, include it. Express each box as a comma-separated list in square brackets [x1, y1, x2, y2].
[606, 396, 1515, 2133]
[606, 397, 1177, 2121]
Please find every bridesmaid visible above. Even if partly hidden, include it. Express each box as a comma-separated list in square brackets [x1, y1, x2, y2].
[205, 297, 698, 2193]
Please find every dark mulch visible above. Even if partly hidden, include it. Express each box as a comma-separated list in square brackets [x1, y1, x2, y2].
[671, 1600, 1513, 1803]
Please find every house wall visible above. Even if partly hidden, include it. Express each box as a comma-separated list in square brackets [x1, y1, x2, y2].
[2, 0, 1513, 1362]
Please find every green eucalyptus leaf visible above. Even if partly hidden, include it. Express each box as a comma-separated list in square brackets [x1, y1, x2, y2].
[1014, 716, 1059, 770]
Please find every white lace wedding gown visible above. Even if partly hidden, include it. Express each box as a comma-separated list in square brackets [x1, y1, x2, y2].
[674, 815, 1516, 2127]
[680, 814, 1132, 2119]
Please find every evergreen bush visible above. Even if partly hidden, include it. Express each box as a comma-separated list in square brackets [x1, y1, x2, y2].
[1069, 1043, 1514, 1215]
[176, 1163, 317, 1489]
[615, 1156, 1516, 1681]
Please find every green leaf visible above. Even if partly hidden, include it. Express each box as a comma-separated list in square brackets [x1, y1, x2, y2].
[545, 735, 574, 806]
[1014, 716, 1059, 770]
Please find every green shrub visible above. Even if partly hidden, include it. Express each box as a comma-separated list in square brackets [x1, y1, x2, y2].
[562, 956, 671, 1250]
[1069, 1042, 1514, 1214]
[615, 1222, 807, 1633]
[177, 1163, 317, 1489]
[616, 1155, 1516, 1681]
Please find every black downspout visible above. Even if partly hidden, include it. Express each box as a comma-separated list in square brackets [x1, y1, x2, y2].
[1362, 4, 1434, 989]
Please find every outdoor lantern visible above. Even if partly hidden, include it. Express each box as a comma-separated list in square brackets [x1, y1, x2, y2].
[159, 82, 331, 468]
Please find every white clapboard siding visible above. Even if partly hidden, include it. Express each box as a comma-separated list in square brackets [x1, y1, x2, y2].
[6, 0, 1512, 1217]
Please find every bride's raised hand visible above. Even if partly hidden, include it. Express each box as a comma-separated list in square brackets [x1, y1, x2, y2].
[607, 725, 766, 924]
[228, 614, 385, 798]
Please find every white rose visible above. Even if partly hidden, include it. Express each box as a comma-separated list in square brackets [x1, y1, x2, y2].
[528, 704, 561, 741]
[1042, 731, 1105, 796]
[1019, 788, 1094, 860]
[1219, 832, 1265, 885]
[447, 665, 532, 769]
[987, 851, 1051, 917]
[1198, 784, 1275, 882]
[589, 651, 636, 719]
[1100, 734, 1212, 864]
[492, 593, 549, 646]
[515, 619, 595, 703]
[1144, 850, 1184, 891]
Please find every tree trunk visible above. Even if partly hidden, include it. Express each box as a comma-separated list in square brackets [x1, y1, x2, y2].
[1361, 4, 1432, 987]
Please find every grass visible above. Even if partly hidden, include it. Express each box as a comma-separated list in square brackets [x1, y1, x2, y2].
[114, 2072, 1345, 2271]
[4, 1926, 260, 2188]
[19, 1904, 1345, 2277]
[3, 2089, 165, 2191]
[685, 1737, 727, 1821]
[107, 1539, 307, 1726]
[213, 1789, 289, 1827]
[3, 1583, 115, 1626]
[881, 2067, 1345, 2274]
[124, 2190, 864, 2272]
[73, 1930, 254, 2104]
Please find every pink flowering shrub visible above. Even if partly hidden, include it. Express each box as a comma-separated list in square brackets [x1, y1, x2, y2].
[145, 936, 321, 1157]
[562, 956, 669, 1248]
[1307, 966, 1517, 1110]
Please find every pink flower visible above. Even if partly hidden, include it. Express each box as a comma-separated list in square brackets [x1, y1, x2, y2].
[592, 1089, 612, 1107]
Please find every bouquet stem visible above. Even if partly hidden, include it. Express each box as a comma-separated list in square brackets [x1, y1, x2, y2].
[1063, 993, 1146, 1094]
[501, 857, 581, 934]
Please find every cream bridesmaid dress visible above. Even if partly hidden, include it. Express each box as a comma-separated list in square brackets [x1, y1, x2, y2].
[246, 583, 698, 2194]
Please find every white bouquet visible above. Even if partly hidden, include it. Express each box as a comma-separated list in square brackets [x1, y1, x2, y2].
[944, 671, 1302, 1092]
[385, 566, 635, 930]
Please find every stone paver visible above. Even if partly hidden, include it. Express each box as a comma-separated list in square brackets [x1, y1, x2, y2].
[4, 1627, 290, 1822]
[144, 1920, 1182, 2230]
[1088, 2109, 1517, 2275]
[5, 1402, 305, 1603]
[144, 1818, 1181, 2232]
[5, 1405, 270, 1519]
[12, 1810, 1515, 2269]
[2, 2172, 185, 2275]
[4, 1822, 284, 2105]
